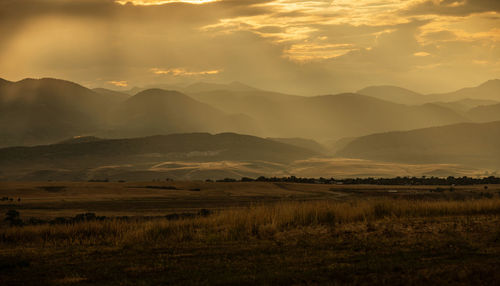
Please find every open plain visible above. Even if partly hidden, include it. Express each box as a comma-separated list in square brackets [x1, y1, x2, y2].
[1, 181, 500, 285]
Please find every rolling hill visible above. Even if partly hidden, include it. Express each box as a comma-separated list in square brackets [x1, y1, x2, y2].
[467, 103, 500, 122]
[336, 121, 500, 169]
[189, 90, 470, 141]
[0, 133, 318, 180]
[92, 88, 130, 101]
[357, 85, 428, 105]
[431, 98, 499, 114]
[278, 93, 469, 140]
[429, 79, 500, 102]
[1, 77, 494, 148]
[0, 79, 264, 147]
[267, 137, 328, 154]
[0, 78, 124, 147]
[107, 89, 259, 138]
[183, 81, 259, 94]
[358, 79, 500, 105]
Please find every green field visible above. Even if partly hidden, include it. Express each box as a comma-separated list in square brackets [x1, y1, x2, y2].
[1, 182, 500, 285]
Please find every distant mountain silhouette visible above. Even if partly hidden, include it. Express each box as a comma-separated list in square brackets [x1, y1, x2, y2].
[0, 78, 124, 147]
[336, 121, 500, 169]
[468, 103, 500, 122]
[1, 77, 495, 148]
[358, 79, 500, 105]
[277, 93, 469, 140]
[188, 89, 301, 122]
[190, 90, 469, 141]
[431, 98, 499, 114]
[122, 86, 146, 96]
[357, 85, 427, 105]
[267, 137, 328, 154]
[429, 79, 500, 101]
[184, 81, 258, 94]
[107, 89, 259, 138]
[92, 88, 130, 101]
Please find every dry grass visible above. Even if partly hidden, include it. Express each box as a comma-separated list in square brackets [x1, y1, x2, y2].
[3, 196, 500, 285]
[3, 198, 500, 247]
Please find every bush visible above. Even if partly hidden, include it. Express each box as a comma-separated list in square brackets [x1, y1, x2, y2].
[4, 210, 23, 226]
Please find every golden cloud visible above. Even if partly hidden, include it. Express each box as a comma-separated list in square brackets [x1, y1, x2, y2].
[151, 68, 222, 76]
[107, 80, 129, 87]
[414, 51, 431, 57]
[284, 43, 355, 61]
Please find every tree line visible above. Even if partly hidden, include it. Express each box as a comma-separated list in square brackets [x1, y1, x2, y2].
[213, 176, 500, 186]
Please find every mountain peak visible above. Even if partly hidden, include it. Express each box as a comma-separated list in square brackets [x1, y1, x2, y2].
[14, 77, 89, 91]
[133, 88, 186, 98]
[0, 78, 12, 85]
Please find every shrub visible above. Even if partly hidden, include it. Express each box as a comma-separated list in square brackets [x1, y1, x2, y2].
[4, 210, 23, 226]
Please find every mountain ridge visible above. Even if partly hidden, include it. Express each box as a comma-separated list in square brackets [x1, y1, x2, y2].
[336, 121, 500, 169]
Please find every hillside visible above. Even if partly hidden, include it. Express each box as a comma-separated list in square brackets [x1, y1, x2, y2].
[0, 77, 491, 148]
[431, 98, 499, 114]
[357, 85, 428, 105]
[267, 137, 328, 154]
[183, 81, 258, 94]
[336, 121, 500, 169]
[281, 93, 469, 140]
[430, 79, 500, 101]
[0, 133, 318, 180]
[190, 90, 469, 141]
[468, 103, 500, 122]
[107, 89, 259, 138]
[92, 88, 130, 101]
[57, 136, 104, 144]
[0, 78, 123, 147]
[358, 80, 500, 105]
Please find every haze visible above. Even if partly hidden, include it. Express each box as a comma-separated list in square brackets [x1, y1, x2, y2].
[1, 0, 499, 94]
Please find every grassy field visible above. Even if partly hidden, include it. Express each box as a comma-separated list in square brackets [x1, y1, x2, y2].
[1, 182, 500, 285]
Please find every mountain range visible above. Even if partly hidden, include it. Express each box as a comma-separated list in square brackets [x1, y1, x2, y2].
[358, 79, 500, 106]
[1, 76, 500, 174]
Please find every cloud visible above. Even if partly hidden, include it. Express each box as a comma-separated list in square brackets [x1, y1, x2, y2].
[404, 0, 500, 16]
[284, 43, 355, 61]
[151, 68, 222, 76]
[414, 51, 431, 57]
[0, 0, 498, 94]
[107, 80, 129, 87]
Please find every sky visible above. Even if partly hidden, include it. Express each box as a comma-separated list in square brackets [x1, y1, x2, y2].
[0, 0, 499, 94]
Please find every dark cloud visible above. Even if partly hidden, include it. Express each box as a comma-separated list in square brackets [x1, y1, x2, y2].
[256, 25, 284, 33]
[421, 30, 457, 42]
[404, 0, 500, 16]
[0, 0, 276, 55]
[0, 0, 498, 94]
